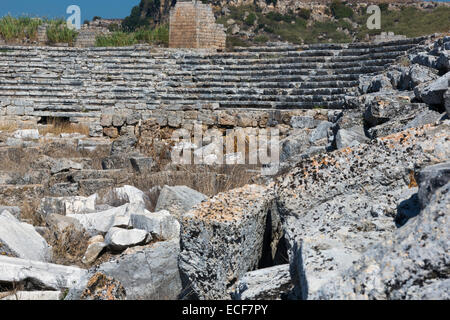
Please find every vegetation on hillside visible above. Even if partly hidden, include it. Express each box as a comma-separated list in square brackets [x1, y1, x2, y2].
[0, 15, 77, 45]
[216, 1, 450, 48]
[95, 24, 169, 47]
[1, 1, 449, 48]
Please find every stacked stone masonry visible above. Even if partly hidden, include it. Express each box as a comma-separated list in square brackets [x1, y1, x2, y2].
[169, 1, 226, 50]
[0, 36, 428, 136]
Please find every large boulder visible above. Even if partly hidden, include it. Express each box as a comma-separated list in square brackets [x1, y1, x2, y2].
[0, 256, 87, 290]
[0, 212, 52, 262]
[155, 185, 207, 219]
[317, 181, 450, 300]
[399, 64, 438, 90]
[131, 209, 180, 240]
[104, 227, 150, 251]
[179, 185, 280, 299]
[232, 264, 294, 300]
[445, 88, 450, 117]
[66, 239, 182, 300]
[414, 72, 450, 105]
[416, 161, 450, 209]
[335, 126, 368, 149]
[276, 122, 450, 299]
[39, 194, 97, 216]
[67, 203, 146, 233]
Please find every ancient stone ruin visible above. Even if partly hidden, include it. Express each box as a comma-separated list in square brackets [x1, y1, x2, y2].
[169, 1, 226, 50]
[0, 4, 449, 301]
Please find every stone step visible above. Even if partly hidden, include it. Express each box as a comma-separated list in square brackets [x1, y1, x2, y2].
[166, 80, 359, 89]
[158, 87, 348, 95]
[177, 53, 402, 66]
[161, 100, 348, 109]
[159, 93, 348, 102]
[168, 74, 360, 83]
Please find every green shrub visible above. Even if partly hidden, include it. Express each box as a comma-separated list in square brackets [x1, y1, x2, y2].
[95, 32, 137, 47]
[254, 35, 269, 43]
[266, 11, 284, 22]
[330, 1, 354, 19]
[298, 8, 311, 20]
[122, 5, 148, 32]
[134, 24, 169, 45]
[95, 24, 169, 47]
[0, 15, 42, 41]
[244, 13, 257, 26]
[226, 36, 248, 49]
[108, 23, 121, 32]
[379, 3, 389, 12]
[46, 19, 78, 45]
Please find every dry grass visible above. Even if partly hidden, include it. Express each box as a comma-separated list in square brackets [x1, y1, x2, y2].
[129, 164, 259, 198]
[20, 199, 43, 226]
[38, 118, 90, 136]
[45, 225, 90, 268]
[0, 122, 18, 132]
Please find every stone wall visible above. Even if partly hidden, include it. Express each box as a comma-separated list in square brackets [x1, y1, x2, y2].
[169, 1, 226, 50]
[75, 26, 111, 48]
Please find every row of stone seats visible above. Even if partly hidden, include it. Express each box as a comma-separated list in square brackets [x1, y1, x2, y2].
[0, 36, 427, 117]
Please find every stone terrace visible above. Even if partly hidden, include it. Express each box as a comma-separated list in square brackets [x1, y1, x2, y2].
[0, 36, 428, 131]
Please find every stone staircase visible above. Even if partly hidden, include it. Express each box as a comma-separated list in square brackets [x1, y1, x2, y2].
[0, 37, 428, 123]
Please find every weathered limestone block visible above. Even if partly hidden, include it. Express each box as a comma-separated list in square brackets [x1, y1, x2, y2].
[276, 122, 450, 299]
[0, 256, 87, 290]
[179, 184, 277, 299]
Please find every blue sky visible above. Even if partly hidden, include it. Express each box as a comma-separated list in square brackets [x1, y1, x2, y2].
[1, 0, 449, 21]
[0, 0, 141, 21]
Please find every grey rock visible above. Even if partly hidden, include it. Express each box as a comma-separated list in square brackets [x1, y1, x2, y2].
[155, 185, 207, 219]
[0, 214, 52, 262]
[401, 64, 438, 90]
[276, 122, 450, 299]
[317, 181, 450, 300]
[46, 214, 85, 233]
[105, 227, 150, 251]
[110, 134, 137, 155]
[309, 121, 333, 144]
[232, 264, 294, 300]
[0, 206, 20, 219]
[67, 203, 145, 233]
[67, 239, 182, 300]
[445, 88, 450, 117]
[335, 126, 368, 149]
[0, 256, 87, 291]
[414, 72, 450, 105]
[1, 291, 63, 300]
[417, 161, 450, 209]
[410, 52, 438, 70]
[50, 158, 83, 174]
[130, 157, 154, 173]
[131, 209, 180, 240]
[290, 116, 320, 129]
[82, 242, 107, 265]
[179, 185, 279, 299]
[12, 129, 39, 140]
[436, 51, 450, 73]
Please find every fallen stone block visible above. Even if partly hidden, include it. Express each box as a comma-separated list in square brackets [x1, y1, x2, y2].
[155, 185, 207, 219]
[179, 185, 277, 299]
[232, 264, 294, 300]
[0, 256, 87, 290]
[0, 214, 51, 262]
[66, 239, 182, 300]
[105, 227, 150, 251]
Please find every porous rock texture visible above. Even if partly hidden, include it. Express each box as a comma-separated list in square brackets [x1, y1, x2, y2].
[317, 180, 449, 300]
[66, 239, 182, 300]
[275, 122, 450, 299]
[179, 184, 280, 300]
